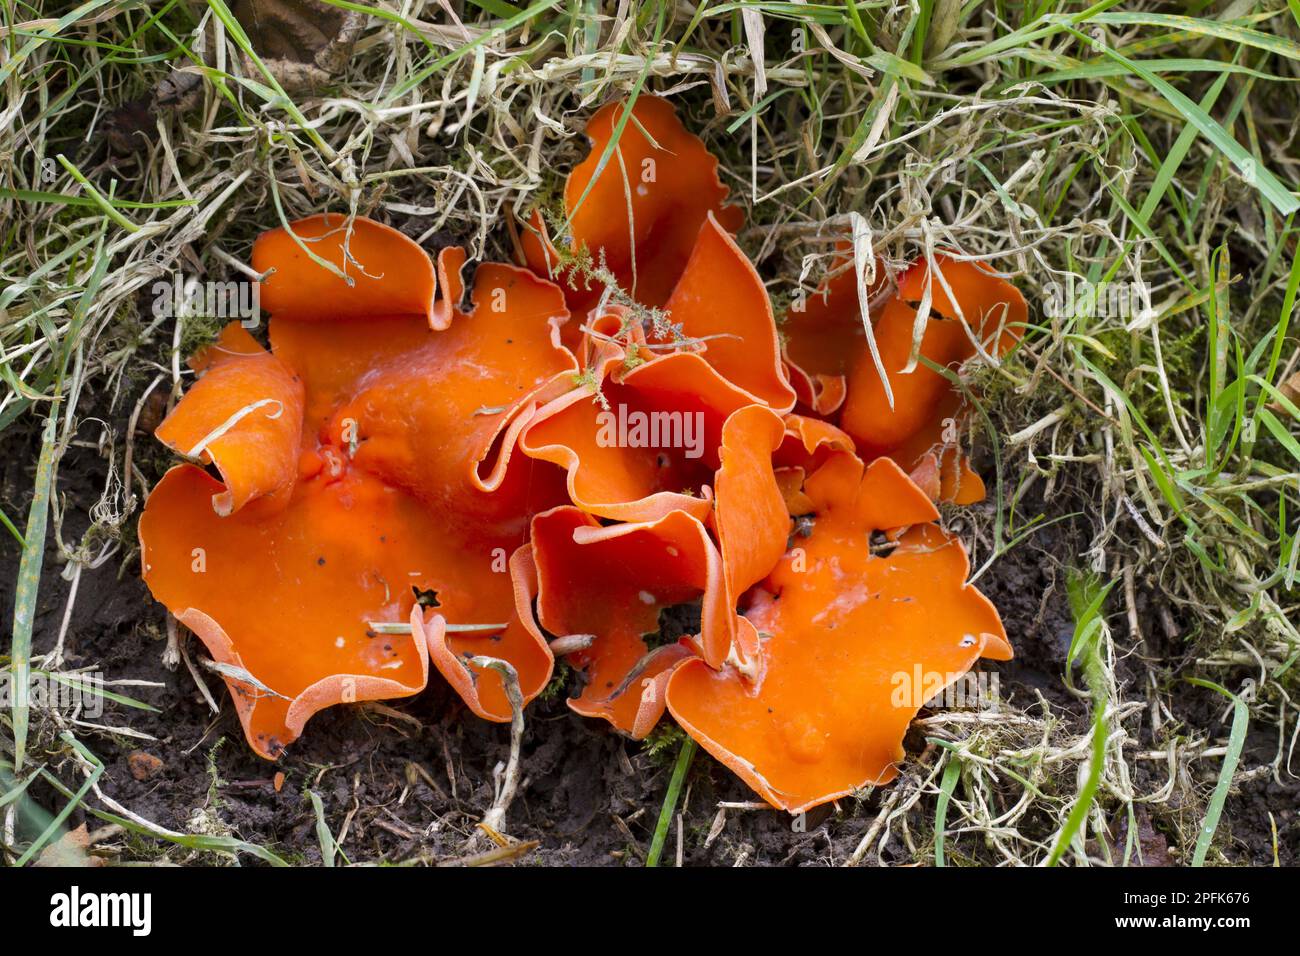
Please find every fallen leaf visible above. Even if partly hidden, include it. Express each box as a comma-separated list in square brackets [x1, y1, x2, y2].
[1274, 369, 1300, 415]
[34, 824, 101, 867]
[232, 0, 365, 91]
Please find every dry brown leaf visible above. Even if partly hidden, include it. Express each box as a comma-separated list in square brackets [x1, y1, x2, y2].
[1276, 369, 1300, 414]
[232, 0, 366, 91]
[34, 824, 103, 868]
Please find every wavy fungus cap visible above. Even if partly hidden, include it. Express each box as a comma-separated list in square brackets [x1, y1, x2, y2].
[139, 98, 1018, 820]
[141, 214, 575, 756]
[667, 452, 1012, 812]
[785, 252, 1025, 503]
[521, 95, 743, 314]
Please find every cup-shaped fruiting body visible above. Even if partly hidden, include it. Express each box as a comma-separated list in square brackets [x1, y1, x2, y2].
[667, 454, 1012, 812]
[530, 506, 724, 738]
[139, 98, 1021, 821]
[141, 214, 577, 755]
[784, 252, 1025, 503]
[254, 214, 438, 324]
[521, 95, 743, 315]
[839, 255, 1025, 503]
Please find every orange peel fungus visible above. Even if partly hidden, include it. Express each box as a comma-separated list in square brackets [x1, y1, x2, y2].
[140, 98, 1021, 819]
[785, 252, 1025, 504]
[520, 96, 742, 315]
[142, 214, 574, 755]
[666, 451, 1011, 812]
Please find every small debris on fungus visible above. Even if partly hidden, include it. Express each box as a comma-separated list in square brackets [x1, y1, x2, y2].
[141, 96, 1019, 819]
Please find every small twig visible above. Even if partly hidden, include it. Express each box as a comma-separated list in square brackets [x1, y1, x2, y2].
[548, 633, 595, 655]
[845, 786, 905, 866]
[45, 562, 82, 668]
[180, 636, 221, 715]
[200, 658, 290, 701]
[436, 839, 539, 867]
[162, 614, 181, 670]
[367, 621, 506, 634]
[467, 656, 524, 834]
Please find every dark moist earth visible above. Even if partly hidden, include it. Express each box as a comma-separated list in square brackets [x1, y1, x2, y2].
[2, 386, 1295, 867]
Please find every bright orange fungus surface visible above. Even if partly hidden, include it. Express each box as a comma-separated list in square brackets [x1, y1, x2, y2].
[141, 97, 1021, 811]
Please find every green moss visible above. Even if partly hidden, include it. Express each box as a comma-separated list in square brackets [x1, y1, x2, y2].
[538, 660, 573, 704]
[641, 723, 688, 767]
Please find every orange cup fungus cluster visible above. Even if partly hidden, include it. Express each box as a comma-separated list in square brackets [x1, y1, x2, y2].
[140, 97, 1025, 813]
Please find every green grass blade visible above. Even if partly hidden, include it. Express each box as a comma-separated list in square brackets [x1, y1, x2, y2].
[934, 755, 961, 867]
[1086, 12, 1300, 63]
[11, 413, 58, 772]
[1071, 29, 1298, 215]
[646, 736, 696, 867]
[14, 732, 103, 866]
[307, 789, 339, 867]
[1186, 679, 1248, 866]
[1047, 569, 1112, 866]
